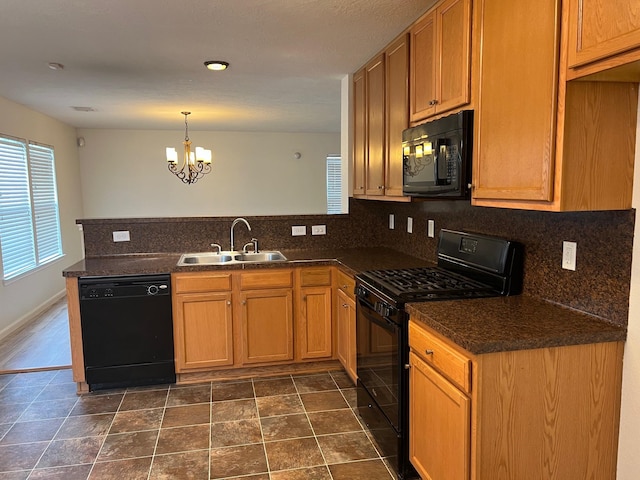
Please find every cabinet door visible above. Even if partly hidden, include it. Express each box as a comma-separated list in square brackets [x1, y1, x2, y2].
[336, 289, 357, 383]
[298, 286, 333, 360]
[353, 68, 366, 196]
[410, 11, 437, 122]
[174, 292, 234, 371]
[567, 0, 640, 69]
[365, 54, 386, 196]
[473, 0, 560, 202]
[240, 289, 293, 364]
[436, 0, 472, 113]
[409, 351, 470, 480]
[385, 34, 409, 197]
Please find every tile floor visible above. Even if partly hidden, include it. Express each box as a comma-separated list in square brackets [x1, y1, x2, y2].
[0, 369, 396, 479]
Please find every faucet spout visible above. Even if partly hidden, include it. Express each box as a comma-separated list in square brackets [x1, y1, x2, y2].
[230, 217, 251, 252]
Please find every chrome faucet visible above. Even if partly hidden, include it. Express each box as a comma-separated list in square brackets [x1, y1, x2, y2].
[230, 217, 251, 252]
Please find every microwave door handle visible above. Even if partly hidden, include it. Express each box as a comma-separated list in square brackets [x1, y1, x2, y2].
[436, 138, 450, 184]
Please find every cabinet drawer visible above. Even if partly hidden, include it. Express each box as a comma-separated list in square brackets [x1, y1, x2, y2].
[409, 321, 471, 393]
[299, 267, 332, 287]
[173, 273, 232, 294]
[336, 269, 355, 300]
[240, 269, 293, 290]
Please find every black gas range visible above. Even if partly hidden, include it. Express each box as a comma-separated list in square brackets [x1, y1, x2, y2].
[354, 229, 523, 479]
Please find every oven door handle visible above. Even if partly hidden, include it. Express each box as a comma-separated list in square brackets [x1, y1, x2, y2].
[360, 306, 399, 332]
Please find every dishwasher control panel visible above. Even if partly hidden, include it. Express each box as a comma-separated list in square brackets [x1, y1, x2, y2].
[79, 274, 171, 299]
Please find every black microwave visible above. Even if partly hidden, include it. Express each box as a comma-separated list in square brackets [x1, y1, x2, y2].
[402, 110, 473, 198]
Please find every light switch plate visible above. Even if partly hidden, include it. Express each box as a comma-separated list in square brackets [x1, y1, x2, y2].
[428, 220, 435, 238]
[292, 226, 306, 236]
[562, 241, 577, 271]
[113, 230, 130, 242]
[389, 214, 395, 230]
[407, 217, 413, 234]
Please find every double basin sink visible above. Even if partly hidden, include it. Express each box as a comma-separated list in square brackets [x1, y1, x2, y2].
[177, 251, 287, 266]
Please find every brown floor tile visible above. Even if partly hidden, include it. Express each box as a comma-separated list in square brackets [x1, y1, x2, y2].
[211, 398, 258, 422]
[88, 456, 152, 480]
[253, 377, 296, 397]
[300, 391, 348, 412]
[70, 394, 123, 416]
[19, 397, 78, 421]
[29, 464, 93, 479]
[293, 373, 338, 393]
[270, 466, 332, 480]
[35, 382, 79, 401]
[0, 422, 10, 439]
[330, 370, 356, 389]
[150, 450, 209, 479]
[317, 432, 379, 464]
[342, 388, 357, 409]
[36, 437, 103, 468]
[225, 475, 269, 480]
[0, 374, 17, 388]
[265, 437, 324, 472]
[0, 386, 44, 404]
[0, 418, 64, 445]
[162, 403, 210, 428]
[328, 459, 394, 479]
[6, 371, 56, 388]
[210, 380, 254, 401]
[210, 419, 262, 447]
[0, 471, 30, 479]
[119, 389, 168, 411]
[155, 424, 210, 454]
[0, 442, 49, 471]
[308, 409, 363, 435]
[56, 413, 114, 439]
[0, 404, 28, 424]
[109, 408, 163, 434]
[260, 414, 313, 441]
[209, 444, 268, 479]
[256, 394, 303, 417]
[98, 430, 158, 461]
[49, 369, 74, 384]
[166, 384, 211, 406]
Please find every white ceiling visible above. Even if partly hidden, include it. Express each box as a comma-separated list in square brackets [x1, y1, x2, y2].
[0, 0, 434, 133]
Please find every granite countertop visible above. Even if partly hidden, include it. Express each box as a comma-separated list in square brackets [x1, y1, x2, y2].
[407, 295, 627, 355]
[61, 247, 435, 278]
[63, 249, 626, 354]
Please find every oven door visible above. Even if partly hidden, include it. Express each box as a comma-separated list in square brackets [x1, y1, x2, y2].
[356, 297, 400, 431]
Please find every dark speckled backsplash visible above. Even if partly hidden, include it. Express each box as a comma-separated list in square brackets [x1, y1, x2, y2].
[79, 197, 635, 327]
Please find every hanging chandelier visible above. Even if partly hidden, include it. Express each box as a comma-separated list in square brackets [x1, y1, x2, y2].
[166, 111, 212, 184]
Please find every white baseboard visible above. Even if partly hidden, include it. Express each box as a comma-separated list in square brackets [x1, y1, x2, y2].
[0, 290, 66, 341]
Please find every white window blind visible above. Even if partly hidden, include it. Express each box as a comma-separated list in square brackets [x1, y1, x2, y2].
[326, 155, 342, 214]
[0, 136, 63, 281]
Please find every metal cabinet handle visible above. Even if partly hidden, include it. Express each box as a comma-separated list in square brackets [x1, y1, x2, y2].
[242, 300, 246, 305]
[377, 185, 384, 189]
[342, 303, 348, 308]
[429, 99, 439, 106]
[425, 349, 434, 355]
[227, 301, 231, 306]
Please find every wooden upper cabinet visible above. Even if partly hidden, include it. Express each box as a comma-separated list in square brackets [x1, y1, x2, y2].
[473, 0, 637, 211]
[365, 54, 386, 196]
[385, 34, 410, 197]
[567, 0, 640, 70]
[410, 0, 471, 123]
[353, 68, 366, 196]
[473, 0, 560, 203]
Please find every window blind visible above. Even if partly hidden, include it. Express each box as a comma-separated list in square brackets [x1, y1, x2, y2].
[0, 136, 62, 281]
[326, 155, 342, 214]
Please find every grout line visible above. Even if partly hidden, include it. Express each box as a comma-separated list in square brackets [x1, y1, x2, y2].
[146, 386, 171, 480]
[208, 380, 212, 480]
[87, 387, 126, 479]
[253, 376, 271, 478]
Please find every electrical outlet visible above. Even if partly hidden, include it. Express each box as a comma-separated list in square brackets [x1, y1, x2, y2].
[427, 220, 435, 238]
[112, 230, 130, 242]
[389, 214, 395, 230]
[407, 217, 413, 234]
[311, 225, 326, 235]
[291, 226, 306, 236]
[562, 241, 577, 271]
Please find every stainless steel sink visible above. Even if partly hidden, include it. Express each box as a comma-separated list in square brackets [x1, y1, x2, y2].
[234, 251, 287, 263]
[177, 250, 287, 266]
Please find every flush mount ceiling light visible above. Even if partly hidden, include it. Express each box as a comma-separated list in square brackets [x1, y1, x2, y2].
[166, 112, 212, 185]
[204, 60, 230, 71]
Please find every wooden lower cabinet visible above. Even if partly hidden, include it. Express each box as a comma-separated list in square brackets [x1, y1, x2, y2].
[173, 292, 234, 371]
[408, 320, 624, 479]
[409, 351, 470, 480]
[240, 288, 294, 364]
[336, 288, 357, 383]
[297, 285, 332, 360]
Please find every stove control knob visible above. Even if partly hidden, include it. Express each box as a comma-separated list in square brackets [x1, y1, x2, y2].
[355, 285, 368, 299]
[375, 301, 395, 318]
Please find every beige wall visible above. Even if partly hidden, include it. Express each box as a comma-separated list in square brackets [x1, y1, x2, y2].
[617, 101, 640, 479]
[77, 129, 340, 218]
[0, 97, 84, 336]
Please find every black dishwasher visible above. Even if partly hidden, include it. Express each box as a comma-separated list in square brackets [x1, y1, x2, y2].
[79, 274, 175, 390]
